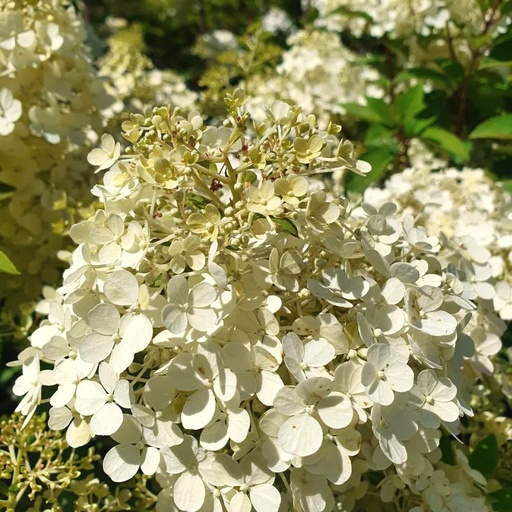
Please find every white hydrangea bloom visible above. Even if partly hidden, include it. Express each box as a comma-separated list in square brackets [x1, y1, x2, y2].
[0, 0, 116, 319]
[244, 29, 381, 123]
[308, 0, 510, 65]
[75, 362, 133, 436]
[361, 343, 414, 405]
[409, 369, 459, 428]
[362, 166, 510, 376]
[13, 94, 500, 510]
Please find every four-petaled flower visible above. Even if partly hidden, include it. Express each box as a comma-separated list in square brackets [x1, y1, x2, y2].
[162, 275, 219, 334]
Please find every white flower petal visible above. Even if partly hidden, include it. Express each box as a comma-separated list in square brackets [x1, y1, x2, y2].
[415, 310, 457, 336]
[119, 313, 153, 353]
[278, 412, 323, 457]
[379, 435, 407, 465]
[273, 386, 305, 416]
[141, 446, 160, 475]
[213, 368, 237, 402]
[174, 473, 205, 512]
[187, 308, 218, 332]
[104, 270, 139, 306]
[181, 389, 216, 430]
[390, 262, 420, 283]
[167, 275, 189, 304]
[304, 338, 335, 367]
[48, 407, 72, 431]
[317, 393, 353, 429]
[161, 305, 188, 334]
[381, 278, 405, 305]
[103, 444, 140, 482]
[367, 379, 394, 406]
[296, 377, 332, 403]
[87, 148, 108, 166]
[88, 303, 120, 335]
[90, 402, 123, 435]
[114, 379, 133, 409]
[385, 363, 414, 392]
[227, 408, 250, 443]
[110, 343, 135, 374]
[66, 418, 92, 448]
[99, 362, 118, 394]
[257, 371, 284, 406]
[282, 332, 304, 361]
[189, 282, 216, 307]
[201, 420, 229, 451]
[111, 415, 142, 444]
[367, 343, 390, 371]
[75, 380, 106, 415]
[50, 383, 76, 408]
[249, 484, 281, 512]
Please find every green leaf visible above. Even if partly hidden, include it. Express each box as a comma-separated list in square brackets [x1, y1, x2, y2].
[393, 85, 425, 123]
[475, 0, 491, 13]
[241, 170, 257, 184]
[0, 182, 15, 202]
[489, 37, 512, 62]
[468, 434, 498, 476]
[435, 59, 465, 85]
[395, 68, 451, 88]
[421, 127, 470, 160]
[329, 6, 373, 22]
[270, 216, 298, 237]
[0, 249, 20, 275]
[345, 148, 395, 193]
[366, 471, 385, 486]
[0, 365, 21, 385]
[501, 179, 512, 195]
[403, 116, 437, 137]
[341, 102, 383, 123]
[488, 488, 512, 512]
[0, 481, 9, 498]
[364, 124, 398, 152]
[366, 97, 392, 125]
[469, 32, 494, 50]
[439, 435, 455, 465]
[186, 193, 210, 210]
[479, 57, 512, 69]
[502, 0, 512, 15]
[469, 115, 512, 140]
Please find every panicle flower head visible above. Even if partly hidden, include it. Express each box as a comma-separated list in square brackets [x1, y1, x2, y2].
[12, 91, 500, 511]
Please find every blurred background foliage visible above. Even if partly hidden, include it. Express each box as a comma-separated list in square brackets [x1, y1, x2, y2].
[80, 0, 512, 185]
[82, 0, 301, 74]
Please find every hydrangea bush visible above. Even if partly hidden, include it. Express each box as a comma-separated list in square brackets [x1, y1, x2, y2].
[12, 90, 503, 511]
[0, 0, 114, 323]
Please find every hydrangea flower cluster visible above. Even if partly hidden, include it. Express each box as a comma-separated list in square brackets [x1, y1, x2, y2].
[244, 29, 381, 123]
[0, 0, 114, 316]
[363, 166, 512, 322]
[13, 92, 495, 511]
[308, 0, 509, 38]
[307, 0, 511, 64]
[98, 23, 197, 126]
